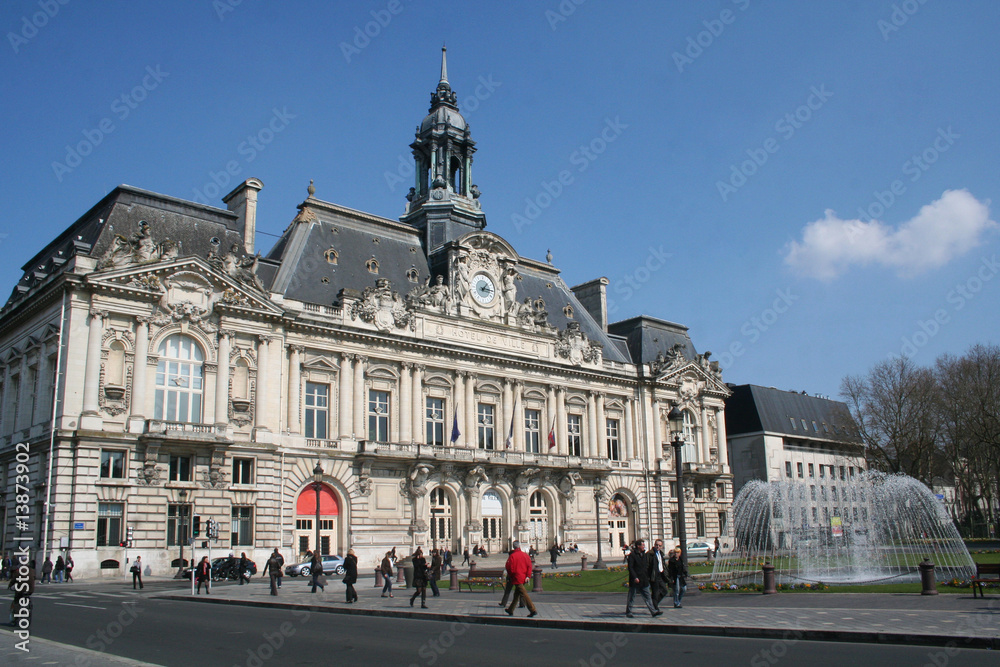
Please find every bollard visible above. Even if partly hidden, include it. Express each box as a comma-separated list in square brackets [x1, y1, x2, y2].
[919, 558, 938, 595]
[396, 568, 405, 584]
[449, 566, 459, 591]
[532, 566, 544, 593]
[762, 562, 777, 595]
[581, 555, 587, 570]
[375, 568, 383, 587]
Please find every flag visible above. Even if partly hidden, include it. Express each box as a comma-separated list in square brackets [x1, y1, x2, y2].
[548, 418, 556, 450]
[504, 400, 516, 449]
[450, 410, 461, 444]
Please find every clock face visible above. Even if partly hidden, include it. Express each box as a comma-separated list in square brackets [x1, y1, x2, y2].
[471, 273, 497, 305]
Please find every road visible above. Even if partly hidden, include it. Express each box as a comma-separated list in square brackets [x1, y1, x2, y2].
[3, 580, 996, 666]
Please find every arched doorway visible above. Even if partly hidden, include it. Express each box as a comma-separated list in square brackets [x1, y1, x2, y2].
[528, 491, 549, 551]
[429, 487, 455, 552]
[294, 483, 340, 560]
[607, 493, 633, 549]
[481, 490, 504, 554]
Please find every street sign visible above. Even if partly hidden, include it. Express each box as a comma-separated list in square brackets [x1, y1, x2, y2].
[73, 522, 84, 530]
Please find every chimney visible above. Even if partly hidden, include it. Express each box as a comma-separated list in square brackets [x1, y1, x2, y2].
[222, 178, 264, 254]
[570, 277, 609, 331]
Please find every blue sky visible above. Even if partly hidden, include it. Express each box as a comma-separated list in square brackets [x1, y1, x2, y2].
[2, 0, 998, 399]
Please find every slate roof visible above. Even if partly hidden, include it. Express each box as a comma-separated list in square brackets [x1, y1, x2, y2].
[725, 384, 862, 443]
[607, 316, 699, 366]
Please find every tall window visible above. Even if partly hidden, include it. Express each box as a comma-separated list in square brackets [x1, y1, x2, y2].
[231, 506, 253, 545]
[169, 455, 191, 482]
[232, 457, 254, 484]
[524, 409, 541, 453]
[477, 404, 495, 450]
[716, 482, 726, 499]
[567, 414, 582, 457]
[368, 390, 389, 442]
[97, 502, 123, 547]
[26, 365, 38, 425]
[429, 487, 452, 547]
[426, 397, 445, 446]
[670, 512, 679, 538]
[167, 504, 190, 546]
[155, 335, 204, 423]
[100, 450, 126, 479]
[785, 461, 792, 478]
[718, 512, 727, 533]
[695, 512, 706, 538]
[797, 462, 803, 478]
[304, 382, 329, 439]
[606, 418, 620, 461]
[682, 410, 697, 462]
[808, 463, 815, 478]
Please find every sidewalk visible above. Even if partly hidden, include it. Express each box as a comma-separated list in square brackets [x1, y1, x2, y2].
[157, 573, 1000, 650]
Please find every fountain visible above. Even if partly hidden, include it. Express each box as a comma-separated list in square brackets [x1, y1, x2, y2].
[711, 471, 976, 585]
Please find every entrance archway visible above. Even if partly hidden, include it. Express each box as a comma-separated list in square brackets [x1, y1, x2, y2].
[528, 491, 550, 551]
[429, 487, 456, 552]
[481, 490, 504, 554]
[607, 493, 633, 549]
[294, 483, 340, 560]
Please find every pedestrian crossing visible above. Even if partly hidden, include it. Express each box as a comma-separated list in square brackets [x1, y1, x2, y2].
[31, 589, 135, 600]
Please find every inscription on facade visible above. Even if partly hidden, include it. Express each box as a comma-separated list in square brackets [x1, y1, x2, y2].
[430, 323, 549, 358]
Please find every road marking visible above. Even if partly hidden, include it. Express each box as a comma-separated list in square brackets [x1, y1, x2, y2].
[55, 602, 107, 610]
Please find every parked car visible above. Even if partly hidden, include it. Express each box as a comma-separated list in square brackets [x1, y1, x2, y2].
[285, 555, 345, 577]
[685, 541, 712, 559]
[182, 556, 257, 581]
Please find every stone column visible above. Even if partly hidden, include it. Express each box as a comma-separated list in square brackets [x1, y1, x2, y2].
[556, 388, 567, 456]
[353, 355, 367, 439]
[700, 404, 710, 464]
[652, 401, 663, 457]
[596, 393, 606, 459]
[255, 336, 270, 431]
[501, 379, 513, 449]
[513, 382, 524, 452]
[623, 398, 635, 461]
[399, 362, 412, 443]
[81, 309, 106, 417]
[465, 373, 477, 448]
[129, 317, 151, 430]
[286, 345, 302, 434]
[411, 364, 424, 444]
[215, 330, 232, 428]
[587, 392, 599, 459]
[716, 408, 729, 470]
[338, 353, 353, 439]
[454, 371, 465, 446]
[35, 340, 49, 425]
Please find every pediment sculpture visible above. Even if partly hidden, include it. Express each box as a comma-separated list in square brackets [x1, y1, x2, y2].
[350, 278, 416, 332]
[554, 321, 601, 365]
[98, 220, 180, 270]
[650, 342, 686, 376]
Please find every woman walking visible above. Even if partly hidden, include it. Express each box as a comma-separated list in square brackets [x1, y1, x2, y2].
[64, 555, 74, 583]
[309, 552, 325, 593]
[54, 556, 65, 583]
[380, 551, 394, 598]
[429, 549, 442, 597]
[409, 548, 428, 609]
[195, 556, 211, 594]
[342, 549, 358, 603]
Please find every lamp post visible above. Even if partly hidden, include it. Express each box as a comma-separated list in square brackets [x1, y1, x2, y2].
[593, 479, 607, 569]
[313, 461, 323, 556]
[667, 406, 688, 566]
[178, 489, 188, 574]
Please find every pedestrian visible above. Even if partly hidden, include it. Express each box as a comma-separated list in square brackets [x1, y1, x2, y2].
[714, 536, 721, 559]
[462, 547, 470, 566]
[667, 547, 689, 608]
[503, 541, 537, 618]
[237, 552, 249, 585]
[8, 565, 35, 626]
[1, 552, 11, 581]
[64, 555, 74, 583]
[429, 549, 442, 597]
[263, 549, 282, 595]
[443, 548, 452, 569]
[380, 551, 394, 598]
[131, 556, 143, 590]
[195, 556, 211, 594]
[624, 539, 661, 618]
[272, 548, 284, 588]
[409, 548, 428, 608]
[649, 539, 669, 611]
[41, 556, 53, 584]
[549, 543, 559, 570]
[54, 556, 65, 583]
[309, 552, 325, 593]
[343, 549, 358, 603]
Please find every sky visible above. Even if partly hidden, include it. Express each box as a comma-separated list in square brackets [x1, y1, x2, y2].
[1, 0, 998, 399]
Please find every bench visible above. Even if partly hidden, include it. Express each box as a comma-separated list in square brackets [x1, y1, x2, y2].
[972, 563, 1000, 599]
[460, 567, 507, 592]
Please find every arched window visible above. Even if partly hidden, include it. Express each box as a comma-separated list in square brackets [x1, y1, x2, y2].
[449, 156, 462, 193]
[429, 487, 453, 549]
[155, 334, 204, 423]
[528, 491, 548, 550]
[682, 410, 698, 462]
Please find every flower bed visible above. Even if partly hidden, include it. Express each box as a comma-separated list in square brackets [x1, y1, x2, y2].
[699, 581, 829, 592]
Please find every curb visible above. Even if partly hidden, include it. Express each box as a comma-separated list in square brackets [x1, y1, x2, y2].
[156, 595, 1000, 650]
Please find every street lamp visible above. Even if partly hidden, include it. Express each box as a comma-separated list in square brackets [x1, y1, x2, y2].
[593, 478, 607, 569]
[667, 406, 688, 566]
[313, 461, 323, 556]
[178, 489, 188, 574]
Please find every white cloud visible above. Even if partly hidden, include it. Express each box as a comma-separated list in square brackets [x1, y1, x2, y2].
[783, 189, 996, 280]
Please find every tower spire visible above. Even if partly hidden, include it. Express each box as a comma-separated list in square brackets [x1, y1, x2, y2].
[439, 45, 449, 86]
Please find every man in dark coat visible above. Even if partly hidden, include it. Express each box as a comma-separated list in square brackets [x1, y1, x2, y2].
[625, 540, 661, 618]
[263, 550, 282, 596]
[237, 552, 249, 585]
[428, 549, 442, 597]
[648, 539, 669, 611]
[549, 543, 559, 570]
[343, 549, 359, 603]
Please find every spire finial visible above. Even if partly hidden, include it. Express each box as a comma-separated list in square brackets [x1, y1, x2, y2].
[439, 45, 449, 85]
[307, 179, 315, 197]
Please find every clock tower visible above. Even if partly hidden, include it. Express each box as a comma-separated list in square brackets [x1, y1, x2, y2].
[401, 47, 487, 254]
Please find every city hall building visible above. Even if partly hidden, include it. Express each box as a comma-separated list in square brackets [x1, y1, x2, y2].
[0, 51, 732, 577]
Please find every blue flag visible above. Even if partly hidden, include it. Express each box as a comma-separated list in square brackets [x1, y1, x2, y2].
[451, 410, 461, 444]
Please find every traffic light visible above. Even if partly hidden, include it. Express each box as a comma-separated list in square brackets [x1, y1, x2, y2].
[126, 526, 134, 548]
[192, 515, 201, 537]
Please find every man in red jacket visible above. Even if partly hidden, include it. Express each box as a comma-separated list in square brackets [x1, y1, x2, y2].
[504, 541, 537, 618]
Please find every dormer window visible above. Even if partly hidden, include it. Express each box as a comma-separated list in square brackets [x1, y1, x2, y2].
[324, 248, 338, 265]
[563, 305, 574, 319]
[406, 267, 419, 283]
[366, 258, 379, 274]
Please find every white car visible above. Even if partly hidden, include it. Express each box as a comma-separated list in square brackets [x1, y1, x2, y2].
[686, 541, 712, 559]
